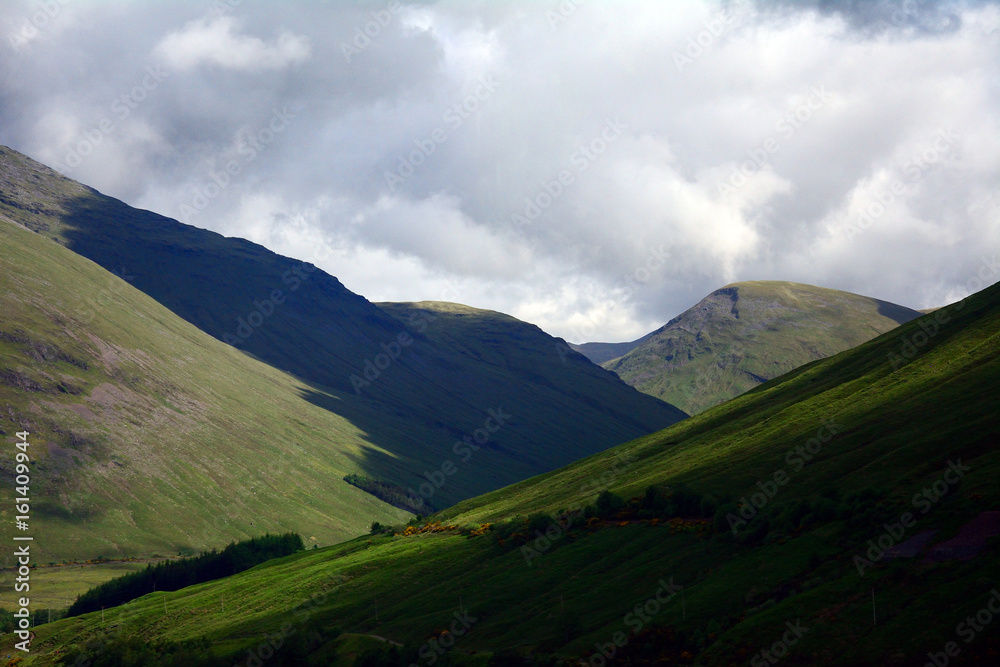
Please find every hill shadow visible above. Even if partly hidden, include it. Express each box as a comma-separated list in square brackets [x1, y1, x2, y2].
[875, 298, 923, 325]
[46, 191, 683, 510]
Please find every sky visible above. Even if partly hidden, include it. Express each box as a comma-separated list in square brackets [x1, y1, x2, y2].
[1, 0, 998, 343]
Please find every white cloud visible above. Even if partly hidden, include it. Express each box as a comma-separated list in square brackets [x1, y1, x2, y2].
[155, 16, 311, 71]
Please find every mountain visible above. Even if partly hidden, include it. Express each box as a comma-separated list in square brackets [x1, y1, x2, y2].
[604, 280, 921, 414]
[0, 145, 685, 550]
[20, 267, 999, 665]
[569, 333, 652, 365]
[0, 212, 408, 564]
[376, 301, 668, 434]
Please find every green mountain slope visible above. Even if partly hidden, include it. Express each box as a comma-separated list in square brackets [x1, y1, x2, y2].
[0, 145, 685, 514]
[604, 280, 921, 414]
[0, 213, 409, 568]
[20, 272, 999, 665]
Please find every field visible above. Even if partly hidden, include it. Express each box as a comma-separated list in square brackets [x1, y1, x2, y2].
[0, 560, 167, 613]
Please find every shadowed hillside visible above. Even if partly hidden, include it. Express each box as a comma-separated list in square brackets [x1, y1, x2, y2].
[0, 144, 685, 532]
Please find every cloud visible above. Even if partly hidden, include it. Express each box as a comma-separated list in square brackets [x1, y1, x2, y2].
[1, 0, 998, 343]
[155, 15, 311, 71]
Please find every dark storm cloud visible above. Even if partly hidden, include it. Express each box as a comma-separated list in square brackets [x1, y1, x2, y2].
[761, 0, 967, 33]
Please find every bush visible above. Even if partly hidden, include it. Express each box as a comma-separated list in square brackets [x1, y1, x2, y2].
[58, 634, 214, 666]
[527, 513, 552, 535]
[666, 485, 703, 517]
[595, 490, 624, 516]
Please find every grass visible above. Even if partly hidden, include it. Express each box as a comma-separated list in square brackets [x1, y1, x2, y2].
[0, 561, 156, 612]
[0, 214, 409, 566]
[10, 276, 999, 665]
[605, 280, 922, 414]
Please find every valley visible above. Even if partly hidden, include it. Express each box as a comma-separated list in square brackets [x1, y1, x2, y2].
[1, 6, 996, 661]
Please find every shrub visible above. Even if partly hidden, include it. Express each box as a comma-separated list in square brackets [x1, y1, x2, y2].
[595, 490, 624, 516]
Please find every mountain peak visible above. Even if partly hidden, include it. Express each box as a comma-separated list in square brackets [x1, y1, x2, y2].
[605, 281, 922, 414]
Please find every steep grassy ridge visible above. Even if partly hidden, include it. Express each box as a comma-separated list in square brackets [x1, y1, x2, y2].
[0, 145, 686, 514]
[0, 214, 408, 569]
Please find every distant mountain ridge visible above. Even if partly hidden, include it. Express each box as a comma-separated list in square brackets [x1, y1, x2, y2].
[569, 333, 653, 365]
[603, 280, 921, 414]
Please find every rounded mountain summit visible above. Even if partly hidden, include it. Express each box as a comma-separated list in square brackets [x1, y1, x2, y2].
[593, 281, 922, 415]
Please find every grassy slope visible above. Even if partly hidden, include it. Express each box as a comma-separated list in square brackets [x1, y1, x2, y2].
[0, 145, 685, 512]
[0, 215, 409, 570]
[18, 278, 999, 665]
[605, 280, 922, 415]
